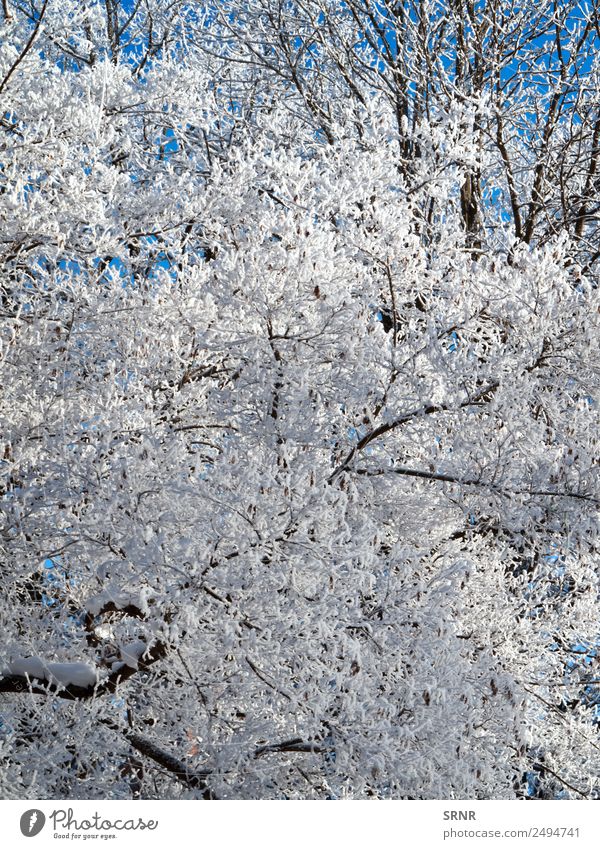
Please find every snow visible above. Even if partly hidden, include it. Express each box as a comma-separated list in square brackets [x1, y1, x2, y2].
[5, 657, 98, 689]
[7, 657, 47, 679]
[118, 640, 147, 670]
[46, 662, 98, 688]
[85, 587, 150, 617]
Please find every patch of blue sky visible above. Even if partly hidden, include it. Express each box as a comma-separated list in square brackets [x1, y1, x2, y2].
[447, 330, 459, 353]
[21, 180, 39, 202]
[152, 250, 175, 275]
[544, 553, 560, 565]
[156, 126, 179, 161]
[111, 696, 128, 719]
[41, 559, 68, 605]
[525, 769, 541, 797]
[93, 254, 135, 288]
[194, 461, 214, 482]
[43, 570, 63, 589]
[347, 424, 367, 442]
[67, 610, 87, 628]
[81, 415, 102, 431]
[43, 558, 69, 585]
[483, 184, 515, 225]
[41, 592, 57, 608]
[114, 368, 136, 392]
[570, 642, 596, 662]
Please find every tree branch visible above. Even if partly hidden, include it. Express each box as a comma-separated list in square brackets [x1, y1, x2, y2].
[0, 0, 48, 98]
[355, 464, 599, 505]
[0, 642, 168, 700]
[328, 380, 499, 483]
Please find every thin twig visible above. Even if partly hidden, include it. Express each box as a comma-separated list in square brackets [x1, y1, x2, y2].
[0, 0, 48, 98]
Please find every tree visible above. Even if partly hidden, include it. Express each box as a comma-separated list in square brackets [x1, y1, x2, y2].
[0, 0, 599, 800]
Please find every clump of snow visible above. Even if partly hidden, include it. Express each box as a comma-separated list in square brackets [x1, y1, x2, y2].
[118, 640, 147, 670]
[6, 657, 47, 679]
[94, 624, 113, 640]
[46, 662, 98, 688]
[85, 586, 151, 617]
[4, 657, 98, 689]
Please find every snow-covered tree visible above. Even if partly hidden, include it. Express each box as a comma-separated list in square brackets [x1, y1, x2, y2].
[0, 0, 599, 800]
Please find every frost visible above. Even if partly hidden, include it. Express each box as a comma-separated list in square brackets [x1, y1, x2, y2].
[0, 0, 599, 802]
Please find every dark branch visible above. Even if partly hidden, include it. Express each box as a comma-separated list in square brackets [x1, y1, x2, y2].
[355, 464, 599, 505]
[123, 730, 217, 799]
[0, 0, 48, 97]
[328, 380, 499, 482]
[0, 642, 168, 700]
